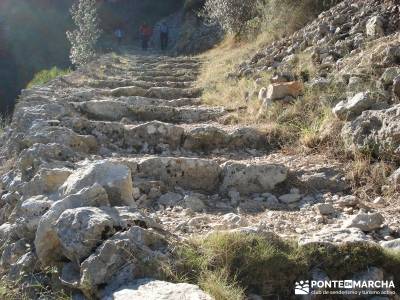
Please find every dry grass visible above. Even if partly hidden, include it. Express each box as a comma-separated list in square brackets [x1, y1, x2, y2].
[0, 275, 71, 300]
[346, 154, 396, 199]
[198, 36, 399, 200]
[168, 231, 400, 299]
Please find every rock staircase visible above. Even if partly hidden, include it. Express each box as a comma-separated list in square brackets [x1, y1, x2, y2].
[0, 51, 349, 298]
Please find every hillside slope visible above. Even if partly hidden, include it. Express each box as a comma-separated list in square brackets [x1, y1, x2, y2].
[0, 0, 400, 299]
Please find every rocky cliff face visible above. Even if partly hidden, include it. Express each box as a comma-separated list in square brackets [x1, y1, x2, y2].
[0, 0, 400, 299]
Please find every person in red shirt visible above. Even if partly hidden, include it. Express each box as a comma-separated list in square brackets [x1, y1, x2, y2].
[139, 23, 153, 51]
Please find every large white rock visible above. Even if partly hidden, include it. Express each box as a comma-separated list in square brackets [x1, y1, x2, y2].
[380, 239, 400, 251]
[220, 161, 288, 194]
[265, 81, 303, 101]
[60, 161, 135, 207]
[380, 67, 400, 86]
[333, 92, 376, 120]
[341, 104, 400, 160]
[80, 226, 168, 298]
[53, 206, 158, 263]
[344, 212, 384, 232]
[138, 157, 221, 192]
[24, 125, 98, 154]
[279, 193, 301, 204]
[55, 207, 115, 263]
[394, 75, 400, 98]
[390, 168, 400, 186]
[15, 195, 53, 239]
[298, 227, 374, 246]
[22, 168, 72, 198]
[183, 194, 206, 212]
[35, 184, 110, 266]
[366, 16, 384, 37]
[106, 279, 212, 300]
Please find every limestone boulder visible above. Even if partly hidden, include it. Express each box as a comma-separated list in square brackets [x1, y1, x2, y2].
[60, 161, 135, 207]
[341, 104, 400, 159]
[75, 100, 129, 121]
[258, 87, 268, 102]
[390, 168, 400, 186]
[393, 75, 400, 98]
[182, 194, 206, 212]
[0, 239, 31, 273]
[7, 251, 40, 281]
[344, 212, 384, 232]
[366, 16, 384, 37]
[380, 67, 400, 86]
[15, 195, 53, 240]
[109, 86, 147, 98]
[22, 168, 72, 198]
[0, 192, 20, 224]
[106, 279, 212, 300]
[54, 207, 116, 263]
[228, 127, 269, 150]
[380, 239, 400, 251]
[147, 87, 201, 100]
[35, 184, 110, 266]
[138, 157, 221, 192]
[266, 81, 303, 101]
[183, 126, 227, 152]
[220, 161, 288, 194]
[333, 92, 377, 121]
[158, 192, 183, 207]
[298, 227, 373, 246]
[0, 223, 17, 246]
[16, 143, 80, 180]
[279, 193, 301, 204]
[124, 121, 184, 151]
[55, 206, 159, 263]
[79, 226, 168, 298]
[314, 203, 335, 215]
[23, 125, 97, 154]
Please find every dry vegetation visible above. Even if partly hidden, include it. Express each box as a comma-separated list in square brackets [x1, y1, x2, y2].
[166, 232, 400, 300]
[196, 0, 399, 202]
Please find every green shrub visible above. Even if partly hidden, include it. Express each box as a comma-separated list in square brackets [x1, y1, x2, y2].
[27, 67, 71, 88]
[259, 0, 342, 37]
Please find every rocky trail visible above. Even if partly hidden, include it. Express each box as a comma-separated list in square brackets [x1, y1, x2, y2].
[0, 43, 399, 299]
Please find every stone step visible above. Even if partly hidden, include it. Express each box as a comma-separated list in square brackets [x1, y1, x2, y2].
[71, 120, 273, 154]
[127, 70, 200, 78]
[86, 79, 193, 89]
[127, 57, 201, 64]
[112, 156, 288, 195]
[73, 100, 225, 124]
[114, 96, 202, 107]
[136, 75, 196, 83]
[102, 86, 202, 100]
[127, 62, 201, 71]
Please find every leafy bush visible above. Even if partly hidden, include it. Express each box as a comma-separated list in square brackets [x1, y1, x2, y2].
[200, 0, 342, 38]
[201, 0, 258, 36]
[67, 0, 102, 67]
[259, 0, 342, 38]
[27, 67, 71, 88]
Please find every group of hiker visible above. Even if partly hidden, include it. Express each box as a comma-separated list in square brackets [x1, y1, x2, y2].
[114, 22, 169, 51]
